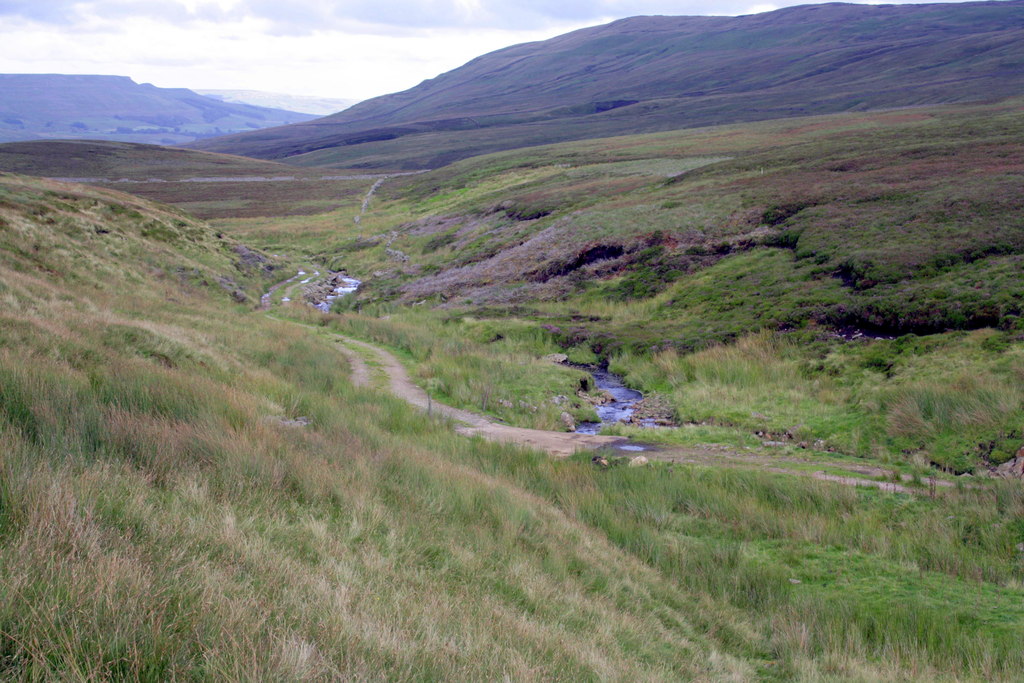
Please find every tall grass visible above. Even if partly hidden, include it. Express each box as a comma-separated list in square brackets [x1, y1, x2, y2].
[3, 174, 1023, 679]
[612, 329, 1024, 468]
[322, 309, 600, 429]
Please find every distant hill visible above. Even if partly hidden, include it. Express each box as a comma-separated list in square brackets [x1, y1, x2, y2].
[192, 0, 1024, 169]
[0, 74, 315, 145]
[196, 90, 359, 116]
[0, 139, 326, 181]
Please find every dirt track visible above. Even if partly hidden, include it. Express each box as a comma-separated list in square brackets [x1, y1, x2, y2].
[336, 335, 627, 457]
[330, 333, 955, 493]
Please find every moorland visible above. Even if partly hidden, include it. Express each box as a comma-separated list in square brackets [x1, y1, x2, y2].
[2, 93, 1023, 679]
[1, 2, 1024, 677]
[194, 0, 1024, 168]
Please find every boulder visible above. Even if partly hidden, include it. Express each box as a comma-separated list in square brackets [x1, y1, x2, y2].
[994, 455, 1024, 478]
[628, 456, 649, 467]
[542, 353, 569, 364]
[560, 411, 576, 431]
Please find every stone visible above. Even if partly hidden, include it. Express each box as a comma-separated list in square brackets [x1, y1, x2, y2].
[542, 353, 569, 364]
[628, 456, 649, 467]
[550, 395, 569, 406]
[762, 441, 787, 448]
[497, 399, 513, 408]
[560, 411, 576, 430]
[592, 456, 609, 468]
[994, 456, 1024, 478]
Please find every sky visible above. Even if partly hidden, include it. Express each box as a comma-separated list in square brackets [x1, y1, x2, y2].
[0, 0, 974, 102]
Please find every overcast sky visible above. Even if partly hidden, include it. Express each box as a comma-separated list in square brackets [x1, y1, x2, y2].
[0, 0, 973, 101]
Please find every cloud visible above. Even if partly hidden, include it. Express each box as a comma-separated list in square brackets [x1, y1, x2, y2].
[0, 0, 824, 34]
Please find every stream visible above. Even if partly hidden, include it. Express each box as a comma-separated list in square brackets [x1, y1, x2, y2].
[575, 368, 657, 447]
[313, 275, 362, 312]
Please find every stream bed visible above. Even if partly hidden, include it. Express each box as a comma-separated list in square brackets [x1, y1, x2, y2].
[575, 368, 658, 437]
[313, 275, 361, 312]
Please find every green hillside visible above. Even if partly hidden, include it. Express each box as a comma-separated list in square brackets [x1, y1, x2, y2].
[1, 171, 1024, 679]
[3, 85, 1024, 677]
[193, 0, 1024, 168]
[216, 98, 1024, 474]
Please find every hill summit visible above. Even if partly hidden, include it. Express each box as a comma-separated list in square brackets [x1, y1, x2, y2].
[193, 0, 1024, 169]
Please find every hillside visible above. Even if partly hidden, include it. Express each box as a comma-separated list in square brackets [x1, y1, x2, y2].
[0, 74, 314, 145]
[0, 140, 384, 219]
[193, 0, 1024, 169]
[215, 97, 1024, 474]
[2, 172, 1023, 680]
[4, 85, 1024, 676]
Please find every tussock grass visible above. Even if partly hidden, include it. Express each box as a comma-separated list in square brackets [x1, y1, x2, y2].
[612, 329, 1024, 470]
[3, 167, 1023, 678]
[323, 309, 600, 429]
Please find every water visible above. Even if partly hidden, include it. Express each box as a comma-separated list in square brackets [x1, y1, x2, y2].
[575, 368, 657, 435]
[313, 276, 361, 312]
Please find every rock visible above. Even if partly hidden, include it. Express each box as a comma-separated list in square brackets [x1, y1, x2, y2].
[550, 395, 569, 406]
[497, 399, 513, 408]
[592, 456, 609, 468]
[751, 412, 767, 420]
[560, 411, 576, 431]
[628, 456, 649, 467]
[230, 289, 249, 303]
[232, 244, 274, 273]
[385, 248, 409, 263]
[788, 578, 802, 585]
[785, 424, 805, 439]
[631, 395, 676, 425]
[577, 389, 614, 406]
[542, 353, 569, 364]
[994, 456, 1024, 478]
[762, 441, 787, 448]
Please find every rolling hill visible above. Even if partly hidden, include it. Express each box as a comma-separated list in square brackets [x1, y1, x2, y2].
[0, 140, 382, 219]
[192, 0, 1024, 169]
[0, 74, 315, 145]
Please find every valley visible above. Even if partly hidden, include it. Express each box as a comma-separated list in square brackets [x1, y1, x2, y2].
[1, 7, 1024, 677]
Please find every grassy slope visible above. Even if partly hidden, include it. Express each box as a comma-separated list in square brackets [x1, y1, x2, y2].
[192, 1, 1024, 168]
[2, 175, 1024, 679]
